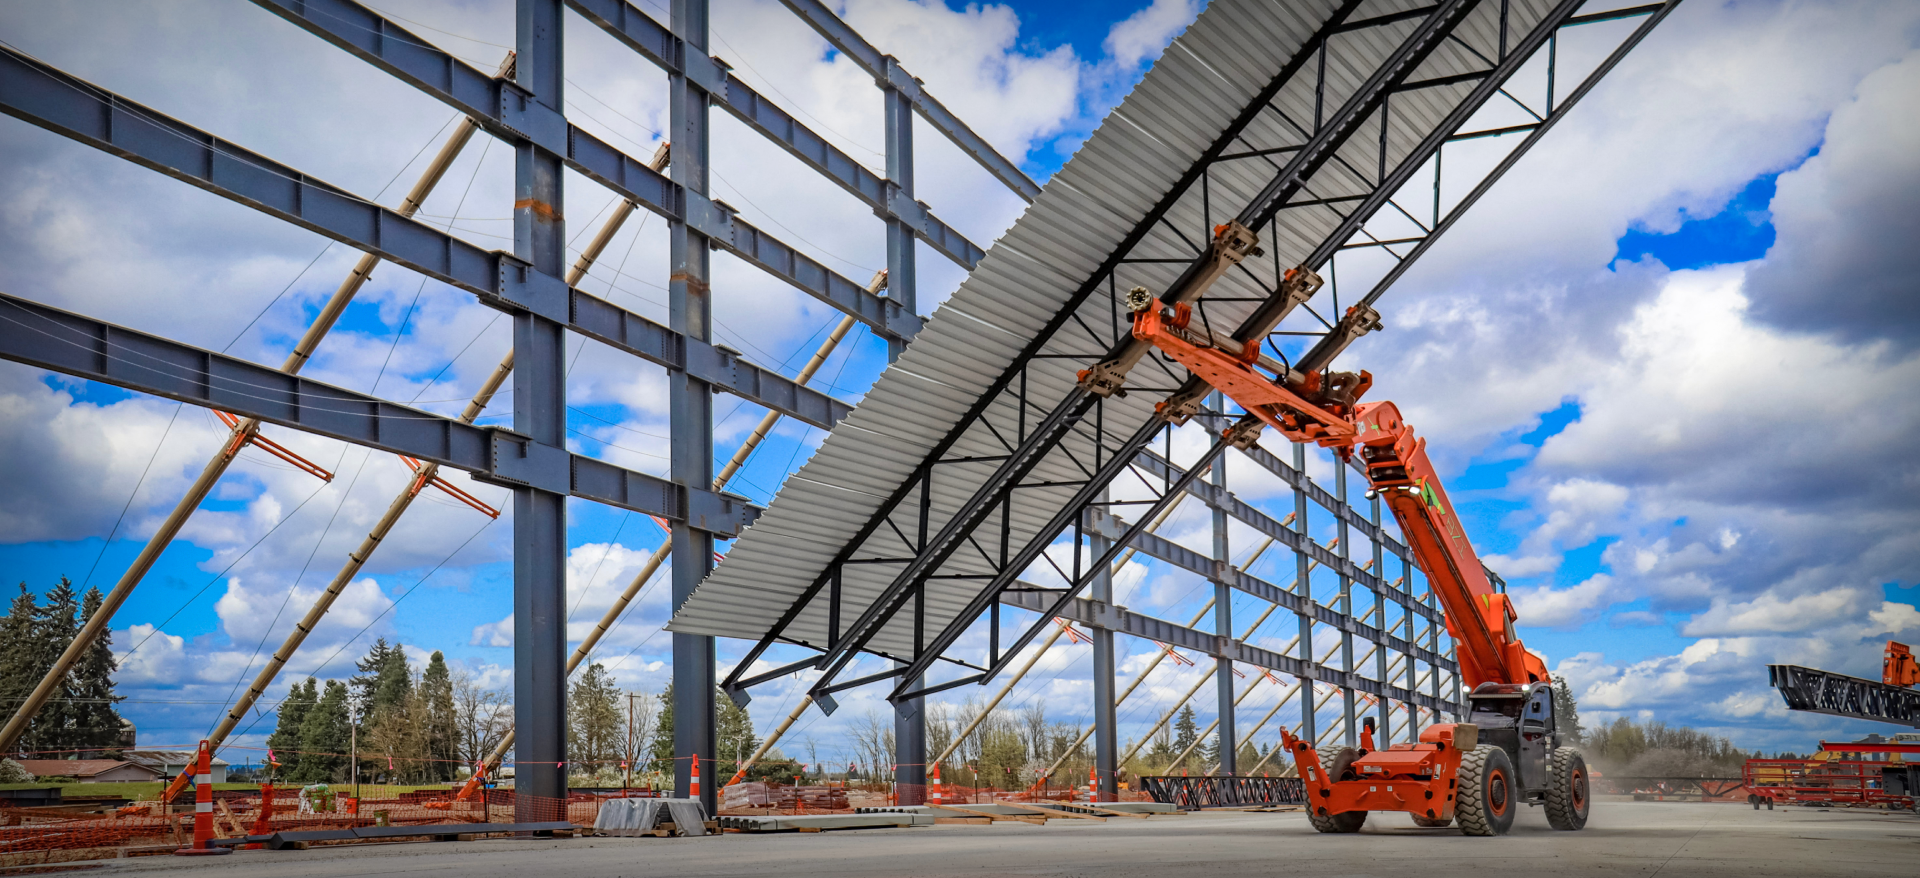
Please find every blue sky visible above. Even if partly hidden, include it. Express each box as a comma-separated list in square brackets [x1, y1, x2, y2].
[1, 0, 1917, 763]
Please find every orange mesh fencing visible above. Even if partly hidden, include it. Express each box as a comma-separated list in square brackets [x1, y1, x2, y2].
[0, 787, 609, 869]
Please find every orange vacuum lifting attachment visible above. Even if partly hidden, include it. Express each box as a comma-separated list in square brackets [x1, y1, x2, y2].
[1130, 287, 1583, 837]
[1887, 641, 1919, 688]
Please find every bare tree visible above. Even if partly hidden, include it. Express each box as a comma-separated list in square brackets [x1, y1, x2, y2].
[852, 709, 894, 789]
[799, 734, 822, 782]
[450, 668, 510, 774]
[1019, 701, 1048, 768]
[620, 689, 657, 783]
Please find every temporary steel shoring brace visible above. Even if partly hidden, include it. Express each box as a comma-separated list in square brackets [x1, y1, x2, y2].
[0, 56, 512, 756]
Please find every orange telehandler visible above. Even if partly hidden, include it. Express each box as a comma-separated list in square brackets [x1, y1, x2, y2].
[1127, 248, 1586, 836]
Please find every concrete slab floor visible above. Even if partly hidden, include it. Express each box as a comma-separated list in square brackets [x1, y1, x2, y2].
[83, 802, 1920, 878]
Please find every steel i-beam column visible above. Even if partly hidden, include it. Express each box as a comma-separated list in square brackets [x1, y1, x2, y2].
[1336, 460, 1356, 747]
[884, 55, 927, 800]
[1292, 442, 1316, 744]
[1089, 493, 1117, 799]
[512, 0, 569, 817]
[1210, 393, 1236, 775]
[1372, 490, 1390, 744]
[881, 57, 918, 360]
[1406, 550, 1421, 735]
[670, 0, 718, 814]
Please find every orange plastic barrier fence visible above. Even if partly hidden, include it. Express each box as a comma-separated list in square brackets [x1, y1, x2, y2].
[0, 787, 606, 868]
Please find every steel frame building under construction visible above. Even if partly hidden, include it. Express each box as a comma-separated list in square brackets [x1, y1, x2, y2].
[0, 0, 1677, 819]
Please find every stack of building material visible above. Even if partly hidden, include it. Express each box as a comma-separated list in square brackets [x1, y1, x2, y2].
[721, 784, 849, 811]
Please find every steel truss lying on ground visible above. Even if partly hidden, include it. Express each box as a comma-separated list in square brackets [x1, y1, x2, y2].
[680, 0, 1677, 798]
[0, 0, 1036, 815]
[1139, 775, 1307, 809]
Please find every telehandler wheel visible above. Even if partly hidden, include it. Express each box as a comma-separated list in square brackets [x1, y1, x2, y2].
[1455, 745, 1516, 836]
[1306, 745, 1367, 833]
[1544, 748, 1590, 830]
[1411, 815, 1453, 828]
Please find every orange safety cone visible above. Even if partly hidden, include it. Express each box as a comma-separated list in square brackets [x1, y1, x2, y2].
[930, 763, 943, 805]
[690, 755, 702, 800]
[174, 740, 231, 856]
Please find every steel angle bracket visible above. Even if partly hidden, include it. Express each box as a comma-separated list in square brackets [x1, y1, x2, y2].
[477, 427, 573, 495]
[488, 256, 572, 324]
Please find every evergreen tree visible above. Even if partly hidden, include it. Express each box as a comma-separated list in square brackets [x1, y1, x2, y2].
[650, 683, 675, 770]
[1172, 705, 1200, 760]
[71, 587, 124, 755]
[1552, 678, 1584, 745]
[642, 683, 793, 784]
[267, 678, 318, 780]
[295, 680, 351, 783]
[420, 652, 457, 782]
[567, 663, 622, 777]
[0, 585, 42, 755]
[1144, 724, 1176, 767]
[1235, 739, 1261, 772]
[352, 639, 410, 720]
[374, 646, 412, 718]
[715, 686, 757, 775]
[24, 579, 80, 756]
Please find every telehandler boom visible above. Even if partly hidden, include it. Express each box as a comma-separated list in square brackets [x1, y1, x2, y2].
[1126, 228, 1586, 835]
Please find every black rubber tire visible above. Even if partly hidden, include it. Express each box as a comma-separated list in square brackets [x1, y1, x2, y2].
[1411, 814, 1453, 827]
[1544, 748, 1590, 831]
[1455, 745, 1517, 837]
[1306, 745, 1367, 833]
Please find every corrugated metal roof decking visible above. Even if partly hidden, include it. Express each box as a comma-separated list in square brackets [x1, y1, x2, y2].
[671, 0, 1561, 658]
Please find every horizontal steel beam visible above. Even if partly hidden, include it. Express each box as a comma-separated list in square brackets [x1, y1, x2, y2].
[562, 0, 986, 269]
[1128, 452, 1431, 621]
[778, 0, 1040, 202]
[0, 46, 851, 430]
[243, 0, 920, 340]
[0, 293, 759, 535]
[1081, 509, 1450, 671]
[1770, 665, 1920, 728]
[1000, 587, 1457, 714]
[546, 289, 851, 430]
[1141, 431, 1409, 561]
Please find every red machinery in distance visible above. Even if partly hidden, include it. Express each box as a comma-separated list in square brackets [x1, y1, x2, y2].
[1130, 278, 1578, 836]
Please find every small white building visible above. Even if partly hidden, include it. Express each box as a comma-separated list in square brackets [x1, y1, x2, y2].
[125, 750, 230, 783]
[15, 759, 161, 783]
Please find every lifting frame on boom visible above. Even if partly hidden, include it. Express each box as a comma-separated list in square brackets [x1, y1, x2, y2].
[1121, 223, 1585, 836]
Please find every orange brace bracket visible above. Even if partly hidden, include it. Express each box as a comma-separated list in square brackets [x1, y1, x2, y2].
[215, 411, 333, 482]
[398, 455, 500, 519]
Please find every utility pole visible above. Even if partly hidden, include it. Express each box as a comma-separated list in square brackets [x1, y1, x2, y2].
[350, 701, 360, 803]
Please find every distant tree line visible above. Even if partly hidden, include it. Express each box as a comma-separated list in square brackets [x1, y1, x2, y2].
[265, 639, 496, 785]
[0, 579, 125, 758]
[259, 652, 803, 788]
[1583, 716, 1754, 776]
